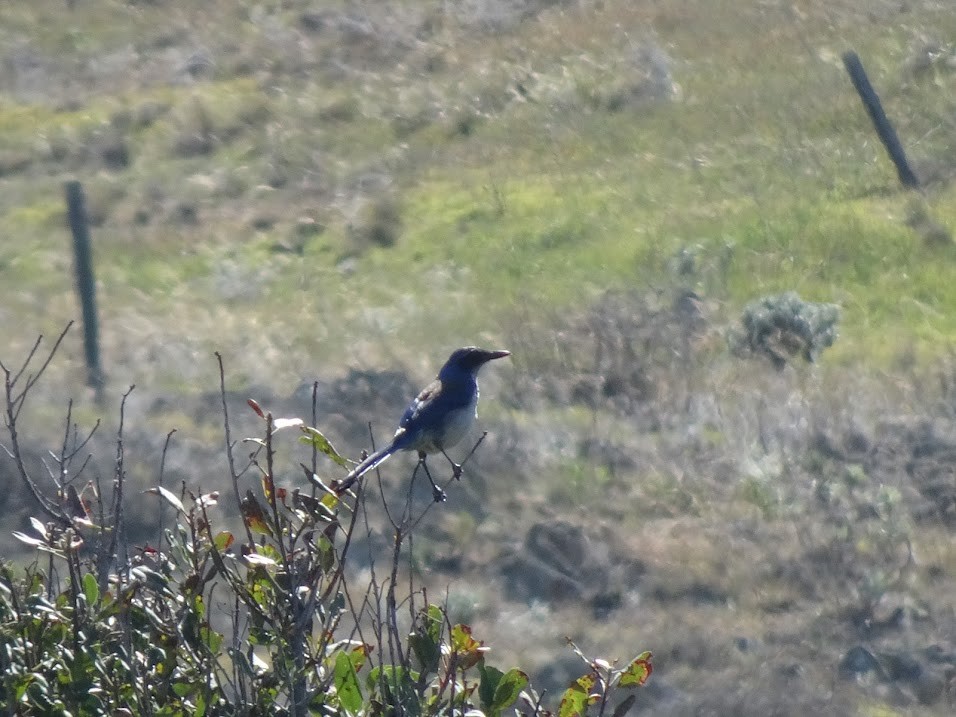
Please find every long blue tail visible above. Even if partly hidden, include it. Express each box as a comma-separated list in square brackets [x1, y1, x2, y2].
[334, 444, 398, 493]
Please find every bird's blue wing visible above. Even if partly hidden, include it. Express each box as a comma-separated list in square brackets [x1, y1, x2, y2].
[399, 378, 442, 430]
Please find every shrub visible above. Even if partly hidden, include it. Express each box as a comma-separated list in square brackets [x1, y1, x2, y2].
[735, 291, 840, 370]
[0, 325, 651, 715]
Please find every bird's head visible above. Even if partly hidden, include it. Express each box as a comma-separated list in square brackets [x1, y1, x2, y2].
[439, 346, 510, 379]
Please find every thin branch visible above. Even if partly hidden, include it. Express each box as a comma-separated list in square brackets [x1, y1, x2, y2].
[216, 352, 255, 546]
[106, 385, 135, 581]
[67, 418, 101, 464]
[54, 399, 75, 488]
[310, 381, 320, 483]
[43, 399, 99, 492]
[13, 322, 74, 408]
[262, 413, 288, 566]
[319, 481, 363, 603]
[157, 429, 177, 556]
[71, 454, 94, 483]
[2, 333, 43, 386]
[1, 354, 68, 524]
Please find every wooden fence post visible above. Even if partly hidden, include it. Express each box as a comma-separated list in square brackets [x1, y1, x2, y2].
[64, 180, 104, 396]
[842, 51, 920, 189]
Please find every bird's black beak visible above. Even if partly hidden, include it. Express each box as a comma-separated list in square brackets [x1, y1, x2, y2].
[447, 346, 511, 372]
[472, 349, 510, 367]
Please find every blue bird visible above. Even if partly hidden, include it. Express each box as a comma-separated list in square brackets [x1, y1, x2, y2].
[334, 347, 510, 500]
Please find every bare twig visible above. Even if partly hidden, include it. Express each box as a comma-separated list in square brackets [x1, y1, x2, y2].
[157, 429, 177, 555]
[47, 399, 100, 491]
[216, 352, 255, 546]
[310, 381, 320, 481]
[1, 325, 76, 525]
[105, 385, 135, 584]
[12, 323, 74, 412]
[3, 333, 43, 388]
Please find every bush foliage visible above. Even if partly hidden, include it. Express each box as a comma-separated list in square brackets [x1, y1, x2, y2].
[735, 292, 840, 370]
[0, 327, 650, 715]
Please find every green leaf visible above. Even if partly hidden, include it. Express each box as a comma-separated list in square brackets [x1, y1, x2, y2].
[213, 530, 235, 551]
[367, 666, 419, 714]
[334, 649, 363, 713]
[559, 673, 597, 717]
[14, 674, 31, 702]
[348, 643, 370, 674]
[316, 534, 336, 573]
[82, 572, 99, 606]
[424, 604, 443, 640]
[202, 625, 223, 653]
[492, 669, 529, 712]
[172, 682, 195, 697]
[478, 663, 504, 713]
[366, 664, 412, 690]
[619, 652, 652, 688]
[410, 604, 444, 672]
[450, 623, 485, 670]
[299, 426, 349, 468]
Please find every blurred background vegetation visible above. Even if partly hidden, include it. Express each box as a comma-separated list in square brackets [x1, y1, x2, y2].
[2, 0, 956, 713]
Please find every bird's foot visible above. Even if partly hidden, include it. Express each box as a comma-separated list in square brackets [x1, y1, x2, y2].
[439, 449, 464, 480]
[420, 455, 447, 502]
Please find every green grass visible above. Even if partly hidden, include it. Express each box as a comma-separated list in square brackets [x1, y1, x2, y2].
[2, 2, 952, 376]
[1, 0, 952, 407]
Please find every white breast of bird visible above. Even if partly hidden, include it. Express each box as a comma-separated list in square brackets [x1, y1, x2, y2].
[418, 391, 479, 454]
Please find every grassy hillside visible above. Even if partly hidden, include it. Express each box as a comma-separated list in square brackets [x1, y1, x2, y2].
[2, 1, 956, 714]
[1, 1, 955, 377]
